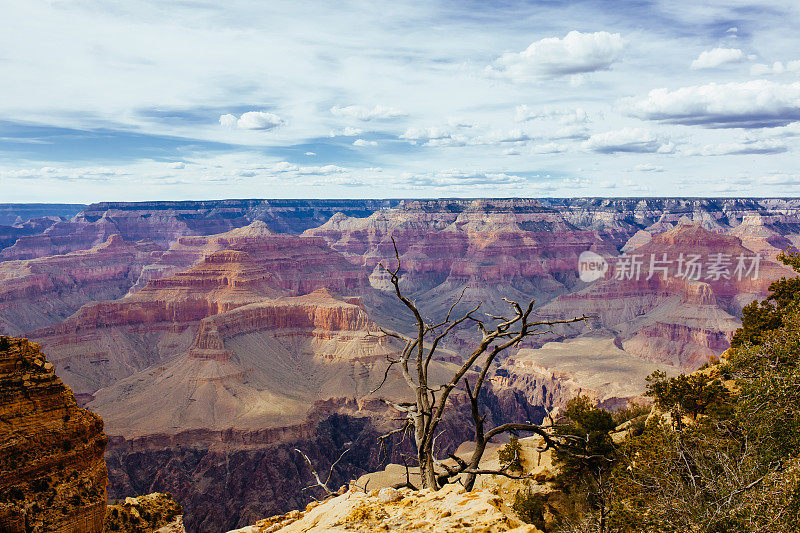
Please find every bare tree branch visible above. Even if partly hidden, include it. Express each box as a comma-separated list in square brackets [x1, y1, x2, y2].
[296, 447, 349, 498]
[368, 238, 589, 490]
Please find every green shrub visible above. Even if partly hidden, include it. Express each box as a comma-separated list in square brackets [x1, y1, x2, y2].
[498, 435, 523, 472]
[645, 371, 732, 421]
[513, 485, 546, 529]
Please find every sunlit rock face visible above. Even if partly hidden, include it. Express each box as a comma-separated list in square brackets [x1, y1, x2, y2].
[29, 224, 371, 398]
[0, 336, 108, 533]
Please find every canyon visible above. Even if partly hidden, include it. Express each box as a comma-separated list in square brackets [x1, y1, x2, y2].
[1, 198, 799, 531]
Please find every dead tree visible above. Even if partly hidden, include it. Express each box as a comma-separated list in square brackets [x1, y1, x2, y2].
[371, 238, 589, 490]
[295, 447, 351, 499]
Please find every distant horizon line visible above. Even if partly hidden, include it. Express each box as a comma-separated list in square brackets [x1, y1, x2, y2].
[4, 196, 800, 207]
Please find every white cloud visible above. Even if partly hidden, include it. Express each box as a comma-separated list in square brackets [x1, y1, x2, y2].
[0, 166, 126, 182]
[626, 81, 800, 128]
[634, 163, 665, 172]
[764, 122, 800, 137]
[304, 151, 316, 156]
[330, 105, 406, 120]
[400, 126, 454, 142]
[549, 125, 591, 140]
[759, 173, 800, 186]
[750, 60, 800, 76]
[308, 176, 367, 187]
[532, 142, 568, 154]
[482, 129, 532, 143]
[235, 161, 349, 177]
[219, 111, 284, 130]
[488, 31, 624, 82]
[401, 169, 527, 188]
[583, 128, 674, 154]
[353, 138, 378, 146]
[328, 127, 364, 137]
[690, 48, 745, 70]
[515, 105, 589, 124]
[168, 162, 185, 169]
[684, 139, 788, 156]
[399, 125, 532, 147]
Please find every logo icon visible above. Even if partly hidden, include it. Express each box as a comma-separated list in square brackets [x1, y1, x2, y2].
[578, 251, 608, 282]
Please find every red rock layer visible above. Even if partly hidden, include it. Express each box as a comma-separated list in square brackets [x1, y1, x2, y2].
[29, 227, 370, 395]
[0, 336, 108, 533]
[539, 223, 794, 369]
[186, 289, 381, 361]
[0, 235, 163, 335]
[36, 227, 368, 336]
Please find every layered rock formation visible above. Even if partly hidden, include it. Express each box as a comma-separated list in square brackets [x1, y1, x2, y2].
[0, 235, 163, 335]
[539, 223, 794, 369]
[305, 200, 622, 332]
[29, 225, 370, 397]
[3, 198, 800, 532]
[306, 199, 800, 348]
[0, 200, 404, 261]
[86, 289, 434, 436]
[0, 336, 108, 532]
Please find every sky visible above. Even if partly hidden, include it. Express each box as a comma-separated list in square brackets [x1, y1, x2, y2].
[1, 0, 800, 202]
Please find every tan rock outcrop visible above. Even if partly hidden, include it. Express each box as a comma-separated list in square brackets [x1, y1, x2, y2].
[233, 435, 568, 533]
[0, 336, 108, 532]
[228, 483, 540, 533]
[104, 492, 185, 532]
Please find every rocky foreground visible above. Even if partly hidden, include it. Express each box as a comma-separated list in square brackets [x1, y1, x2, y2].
[231, 485, 538, 533]
[0, 335, 184, 533]
[0, 336, 108, 532]
[229, 435, 563, 533]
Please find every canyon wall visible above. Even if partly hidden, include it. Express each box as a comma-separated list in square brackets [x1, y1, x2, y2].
[0, 235, 164, 335]
[0, 336, 107, 533]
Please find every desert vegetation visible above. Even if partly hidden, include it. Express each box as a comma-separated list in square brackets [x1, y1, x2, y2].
[552, 248, 800, 532]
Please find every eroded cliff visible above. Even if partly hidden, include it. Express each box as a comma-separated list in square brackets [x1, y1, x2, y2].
[0, 336, 108, 532]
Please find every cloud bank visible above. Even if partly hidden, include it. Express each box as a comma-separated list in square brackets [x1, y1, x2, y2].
[626, 81, 800, 128]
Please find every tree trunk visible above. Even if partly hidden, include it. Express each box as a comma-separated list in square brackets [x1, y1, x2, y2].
[418, 440, 438, 489]
[462, 438, 487, 491]
[597, 480, 607, 533]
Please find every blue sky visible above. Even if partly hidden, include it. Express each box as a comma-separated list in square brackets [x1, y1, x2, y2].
[1, 0, 799, 202]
